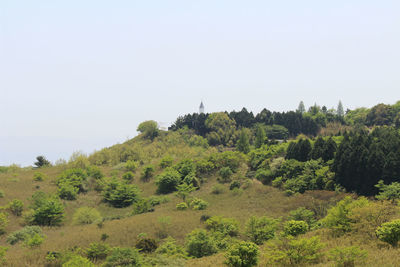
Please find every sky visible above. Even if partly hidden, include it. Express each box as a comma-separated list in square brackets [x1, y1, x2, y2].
[1, 0, 400, 166]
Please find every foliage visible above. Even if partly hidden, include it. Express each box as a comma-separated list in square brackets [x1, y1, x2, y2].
[34, 155, 51, 168]
[211, 184, 226, 194]
[189, 198, 209, 210]
[141, 165, 155, 181]
[205, 216, 239, 237]
[0, 246, 6, 265]
[176, 202, 188, 210]
[159, 156, 173, 169]
[7, 226, 43, 245]
[131, 199, 154, 215]
[86, 165, 104, 179]
[135, 237, 158, 253]
[218, 167, 233, 183]
[175, 183, 196, 201]
[229, 180, 241, 190]
[86, 242, 110, 261]
[125, 160, 138, 172]
[245, 216, 279, 245]
[265, 125, 289, 139]
[205, 112, 237, 146]
[225, 241, 259, 267]
[62, 255, 95, 267]
[156, 168, 181, 194]
[103, 179, 141, 208]
[156, 237, 188, 259]
[58, 182, 79, 200]
[33, 172, 46, 181]
[7, 199, 24, 216]
[283, 220, 308, 236]
[236, 128, 250, 154]
[185, 229, 218, 258]
[57, 168, 88, 193]
[137, 120, 159, 140]
[24, 233, 44, 248]
[320, 196, 369, 235]
[288, 207, 316, 228]
[376, 219, 400, 247]
[103, 247, 142, 267]
[265, 236, 325, 266]
[29, 195, 64, 226]
[328, 246, 367, 267]
[122, 171, 135, 182]
[73, 207, 101, 225]
[375, 180, 400, 201]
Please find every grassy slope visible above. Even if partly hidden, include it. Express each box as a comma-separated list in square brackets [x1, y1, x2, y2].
[0, 132, 399, 266]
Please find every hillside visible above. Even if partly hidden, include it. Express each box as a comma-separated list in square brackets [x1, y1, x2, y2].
[1, 103, 400, 266]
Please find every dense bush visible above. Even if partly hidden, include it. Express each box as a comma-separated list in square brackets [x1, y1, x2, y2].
[156, 237, 188, 258]
[58, 182, 79, 200]
[375, 180, 400, 201]
[86, 165, 104, 179]
[86, 242, 110, 261]
[265, 236, 325, 266]
[33, 172, 47, 181]
[103, 247, 142, 267]
[135, 237, 158, 253]
[189, 198, 209, 210]
[131, 199, 154, 215]
[29, 196, 64, 226]
[283, 220, 308, 237]
[73, 207, 101, 225]
[103, 179, 141, 208]
[7, 199, 24, 216]
[288, 207, 316, 228]
[376, 219, 400, 247]
[229, 180, 241, 190]
[122, 171, 135, 182]
[205, 216, 239, 237]
[328, 246, 367, 267]
[185, 229, 218, 258]
[218, 167, 233, 183]
[176, 202, 188, 210]
[141, 165, 155, 181]
[225, 241, 259, 267]
[156, 168, 181, 194]
[24, 233, 44, 248]
[245, 216, 279, 245]
[159, 156, 173, 169]
[57, 168, 88, 193]
[7, 226, 43, 245]
[125, 160, 138, 172]
[62, 255, 94, 267]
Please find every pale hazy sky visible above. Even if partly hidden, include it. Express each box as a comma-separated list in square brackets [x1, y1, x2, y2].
[1, 1, 400, 166]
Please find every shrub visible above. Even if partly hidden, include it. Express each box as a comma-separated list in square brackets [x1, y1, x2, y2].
[103, 179, 141, 208]
[86, 242, 111, 261]
[141, 165, 155, 181]
[125, 160, 138, 172]
[137, 120, 159, 140]
[185, 229, 218, 258]
[174, 159, 196, 178]
[225, 241, 259, 267]
[320, 196, 369, 235]
[190, 198, 209, 210]
[103, 247, 142, 267]
[73, 207, 101, 225]
[156, 237, 188, 258]
[62, 255, 94, 267]
[218, 167, 233, 183]
[176, 202, 188, 210]
[229, 180, 241, 190]
[131, 199, 153, 215]
[265, 236, 325, 266]
[57, 168, 88, 193]
[135, 237, 158, 253]
[0, 246, 7, 265]
[57, 182, 79, 200]
[211, 184, 226, 194]
[375, 180, 400, 202]
[147, 195, 170, 206]
[24, 233, 44, 248]
[255, 169, 274, 185]
[7, 226, 43, 245]
[283, 220, 308, 237]
[159, 156, 173, 169]
[122, 171, 135, 182]
[288, 207, 315, 228]
[31, 197, 64, 226]
[328, 246, 367, 267]
[33, 172, 46, 181]
[0, 212, 8, 234]
[245, 216, 279, 245]
[86, 165, 104, 179]
[376, 219, 400, 247]
[156, 168, 181, 194]
[7, 199, 24, 216]
[205, 216, 239, 237]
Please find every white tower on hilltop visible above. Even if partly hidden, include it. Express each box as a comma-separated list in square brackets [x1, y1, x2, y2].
[199, 101, 205, 114]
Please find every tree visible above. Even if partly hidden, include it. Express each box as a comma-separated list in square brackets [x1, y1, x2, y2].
[156, 168, 181, 194]
[376, 219, 400, 247]
[375, 180, 400, 202]
[137, 120, 159, 140]
[185, 229, 217, 258]
[34, 156, 51, 168]
[103, 179, 141, 208]
[31, 197, 65, 226]
[337, 101, 344, 118]
[283, 220, 308, 236]
[254, 125, 266, 148]
[245, 216, 279, 245]
[225, 241, 259, 267]
[236, 129, 250, 154]
[205, 112, 236, 146]
[297, 101, 306, 114]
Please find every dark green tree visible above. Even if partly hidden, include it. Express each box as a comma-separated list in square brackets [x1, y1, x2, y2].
[34, 156, 51, 168]
[236, 129, 250, 154]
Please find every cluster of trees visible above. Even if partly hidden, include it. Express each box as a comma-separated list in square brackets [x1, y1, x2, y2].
[286, 137, 337, 162]
[334, 127, 400, 195]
